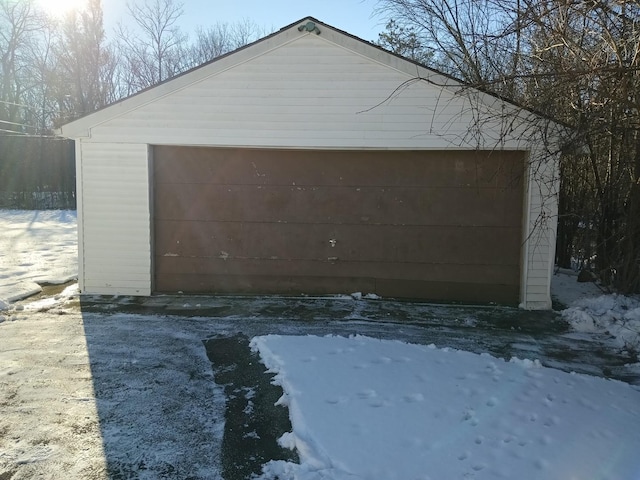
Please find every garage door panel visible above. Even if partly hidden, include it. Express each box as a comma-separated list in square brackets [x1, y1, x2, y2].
[155, 183, 522, 226]
[154, 147, 524, 189]
[155, 273, 377, 296]
[153, 147, 524, 303]
[155, 274, 518, 302]
[155, 220, 520, 265]
[156, 256, 520, 285]
[155, 273, 519, 301]
[376, 279, 520, 304]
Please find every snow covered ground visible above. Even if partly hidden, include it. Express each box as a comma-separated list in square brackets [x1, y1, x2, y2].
[253, 334, 640, 480]
[562, 294, 640, 355]
[0, 210, 76, 305]
[1, 209, 640, 479]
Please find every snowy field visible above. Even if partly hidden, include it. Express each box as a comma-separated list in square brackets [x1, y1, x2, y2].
[0, 210, 76, 305]
[1, 210, 640, 479]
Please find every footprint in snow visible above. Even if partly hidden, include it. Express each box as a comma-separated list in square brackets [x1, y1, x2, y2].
[485, 362, 501, 373]
[357, 389, 377, 399]
[462, 409, 475, 421]
[368, 398, 391, 408]
[538, 435, 552, 446]
[326, 396, 347, 405]
[403, 393, 425, 403]
[372, 356, 392, 365]
[543, 416, 560, 427]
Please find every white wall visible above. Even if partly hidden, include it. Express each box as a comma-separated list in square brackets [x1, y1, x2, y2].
[69, 32, 532, 151]
[77, 142, 151, 296]
[521, 149, 560, 309]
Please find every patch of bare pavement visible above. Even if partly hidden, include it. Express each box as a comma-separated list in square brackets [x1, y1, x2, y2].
[1, 290, 639, 479]
[204, 334, 298, 480]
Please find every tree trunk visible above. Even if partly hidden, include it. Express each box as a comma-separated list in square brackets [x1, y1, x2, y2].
[617, 134, 640, 293]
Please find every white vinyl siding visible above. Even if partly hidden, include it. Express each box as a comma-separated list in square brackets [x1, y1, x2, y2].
[78, 142, 151, 295]
[521, 154, 559, 309]
[79, 34, 532, 151]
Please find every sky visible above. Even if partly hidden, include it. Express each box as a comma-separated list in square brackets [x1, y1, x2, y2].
[100, 0, 386, 43]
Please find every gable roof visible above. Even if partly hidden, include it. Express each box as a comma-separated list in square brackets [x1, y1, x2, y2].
[57, 16, 569, 152]
[58, 17, 509, 137]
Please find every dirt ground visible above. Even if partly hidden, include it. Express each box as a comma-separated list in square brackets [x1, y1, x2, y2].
[1, 290, 638, 479]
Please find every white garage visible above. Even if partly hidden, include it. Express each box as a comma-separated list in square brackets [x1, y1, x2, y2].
[58, 17, 562, 309]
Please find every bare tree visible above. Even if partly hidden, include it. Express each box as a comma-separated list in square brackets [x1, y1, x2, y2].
[52, 0, 113, 123]
[116, 0, 187, 92]
[21, 18, 57, 134]
[523, 0, 640, 290]
[186, 19, 268, 67]
[377, 0, 640, 292]
[376, 19, 434, 63]
[376, 0, 524, 89]
[0, 0, 44, 133]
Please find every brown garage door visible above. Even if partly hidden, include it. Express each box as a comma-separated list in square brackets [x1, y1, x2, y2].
[153, 147, 524, 304]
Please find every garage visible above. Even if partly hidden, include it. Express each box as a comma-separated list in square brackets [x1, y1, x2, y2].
[154, 146, 524, 303]
[59, 17, 561, 309]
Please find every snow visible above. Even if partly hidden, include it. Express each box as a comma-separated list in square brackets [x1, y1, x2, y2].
[551, 267, 605, 307]
[0, 210, 77, 306]
[2, 209, 640, 479]
[552, 268, 640, 359]
[252, 334, 640, 480]
[562, 294, 640, 353]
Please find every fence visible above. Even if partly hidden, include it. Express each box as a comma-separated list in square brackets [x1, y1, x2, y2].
[0, 135, 75, 210]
